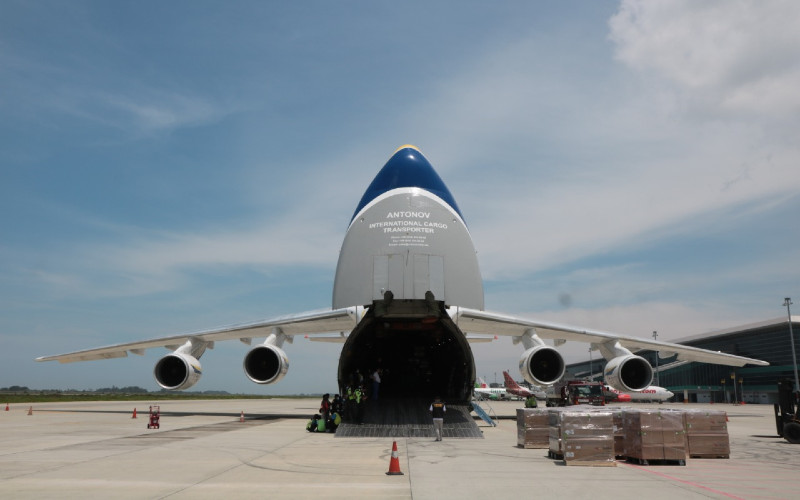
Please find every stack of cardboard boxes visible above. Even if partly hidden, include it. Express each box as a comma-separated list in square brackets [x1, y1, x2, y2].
[519, 406, 730, 465]
[543, 408, 616, 466]
[623, 409, 687, 464]
[683, 409, 730, 458]
[516, 408, 550, 448]
[610, 407, 627, 458]
[547, 408, 564, 458]
[560, 410, 616, 466]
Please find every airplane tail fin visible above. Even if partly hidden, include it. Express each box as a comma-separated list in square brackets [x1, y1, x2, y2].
[502, 371, 520, 389]
[477, 377, 488, 388]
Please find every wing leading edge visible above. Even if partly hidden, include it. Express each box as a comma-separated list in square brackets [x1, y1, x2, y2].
[453, 307, 769, 367]
[36, 307, 361, 364]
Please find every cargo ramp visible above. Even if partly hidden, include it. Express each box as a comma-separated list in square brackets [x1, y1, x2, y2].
[334, 398, 484, 438]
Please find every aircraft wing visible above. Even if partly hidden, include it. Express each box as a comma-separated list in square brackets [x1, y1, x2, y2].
[453, 307, 769, 367]
[36, 308, 360, 363]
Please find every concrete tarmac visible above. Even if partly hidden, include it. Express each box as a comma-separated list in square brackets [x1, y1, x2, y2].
[1, 399, 797, 499]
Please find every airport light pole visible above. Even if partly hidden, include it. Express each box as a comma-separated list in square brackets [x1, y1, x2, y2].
[784, 298, 799, 392]
[652, 330, 659, 387]
[589, 347, 593, 381]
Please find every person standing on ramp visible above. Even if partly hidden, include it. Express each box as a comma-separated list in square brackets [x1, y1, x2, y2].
[429, 396, 446, 441]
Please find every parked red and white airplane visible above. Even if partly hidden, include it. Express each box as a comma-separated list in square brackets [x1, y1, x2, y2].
[604, 385, 674, 402]
[474, 377, 509, 401]
[37, 146, 768, 402]
[503, 371, 546, 400]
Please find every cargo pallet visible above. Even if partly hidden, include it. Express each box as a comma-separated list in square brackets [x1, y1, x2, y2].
[518, 443, 549, 449]
[564, 460, 616, 467]
[625, 457, 685, 466]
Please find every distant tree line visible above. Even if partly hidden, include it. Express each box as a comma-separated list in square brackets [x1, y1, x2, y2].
[0, 385, 230, 395]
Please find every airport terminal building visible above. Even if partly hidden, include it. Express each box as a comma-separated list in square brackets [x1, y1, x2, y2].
[566, 316, 799, 404]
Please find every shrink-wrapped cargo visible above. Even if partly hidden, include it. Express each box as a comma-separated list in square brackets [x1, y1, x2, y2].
[516, 408, 550, 448]
[556, 409, 616, 466]
[623, 409, 686, 464]
[683, 409, 730, 458]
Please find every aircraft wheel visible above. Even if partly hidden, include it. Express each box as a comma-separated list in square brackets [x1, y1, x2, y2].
[783, 422, 800, 444]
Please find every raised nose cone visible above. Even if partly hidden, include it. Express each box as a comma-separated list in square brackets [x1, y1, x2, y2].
[351, 146, 464, 222]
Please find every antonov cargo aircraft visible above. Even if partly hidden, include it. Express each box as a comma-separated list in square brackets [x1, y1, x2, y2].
[37, 145, 769, 402]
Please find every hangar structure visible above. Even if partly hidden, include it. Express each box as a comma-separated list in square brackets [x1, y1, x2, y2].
[566, 316, 799, 404]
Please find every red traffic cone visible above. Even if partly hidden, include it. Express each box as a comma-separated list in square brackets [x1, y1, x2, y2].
[27, 406, 33, 416]
[132, 408, 137, 419]
[4, 403, 8, 411]
[385, 441, 404, 475]
[240, 411, 245, 423]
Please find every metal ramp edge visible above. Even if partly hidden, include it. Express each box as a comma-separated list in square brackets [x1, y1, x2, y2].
[471, 400, 497, 427]
[335, 404, 483, 438]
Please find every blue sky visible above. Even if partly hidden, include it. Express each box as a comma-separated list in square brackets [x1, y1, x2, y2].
[2, 1, 799, 393]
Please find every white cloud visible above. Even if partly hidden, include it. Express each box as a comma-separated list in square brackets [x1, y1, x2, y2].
[25, 1, 800, 313]
[98, 91, 227, 132]
[372, 2, 800, 289]
[609, 0, 800, 118]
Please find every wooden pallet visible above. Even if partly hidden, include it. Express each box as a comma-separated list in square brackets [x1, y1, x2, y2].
[625, 457, 686, 466]
[518, 443, 549, 449]
[564, 460, 617, 467]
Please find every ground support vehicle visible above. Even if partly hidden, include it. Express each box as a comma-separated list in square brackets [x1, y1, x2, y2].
[774, 379, 800, 444]
[546, 380, 605, 407]
[147, 405, 160, 429]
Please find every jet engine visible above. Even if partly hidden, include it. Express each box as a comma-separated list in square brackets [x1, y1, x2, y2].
[154, 352, 202, 390]
[518, 345, 565, 386]
[603, 354, 653, 392]
[243, 343, 289, 384]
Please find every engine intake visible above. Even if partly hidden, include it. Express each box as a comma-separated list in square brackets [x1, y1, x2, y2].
[243, 344, 289, 384]
[154, 352, 202, 390]
[603, 354, 653, 392]
[518, 345, 565, 386]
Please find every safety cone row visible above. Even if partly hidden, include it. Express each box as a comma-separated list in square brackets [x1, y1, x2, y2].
[132, 408, 137, 419]
[385, 440, 404, 475]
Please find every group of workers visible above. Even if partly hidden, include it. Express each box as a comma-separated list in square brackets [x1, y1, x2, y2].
[306, 393, 345, 433]
[306, 390, 449, 441]
[306, 384, 369, 433]
[307, 368, 383, 432]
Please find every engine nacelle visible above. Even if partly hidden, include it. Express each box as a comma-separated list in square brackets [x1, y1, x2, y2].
[603, 354, 653, 392]
[518, 345, 565, 386]
[154, 352, 202, 390]
[243, 344, 289, 384]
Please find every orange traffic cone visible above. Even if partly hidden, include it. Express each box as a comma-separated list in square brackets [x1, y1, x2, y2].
[385, 441, 404, 475]
[4, 403, 8, 411]
[132, 408, 137, 419]
[240, 411, 245, 423]
[27, 406, 33, 416]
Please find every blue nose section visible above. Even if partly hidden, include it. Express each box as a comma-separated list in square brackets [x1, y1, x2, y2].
[351, 146, 464, 223]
